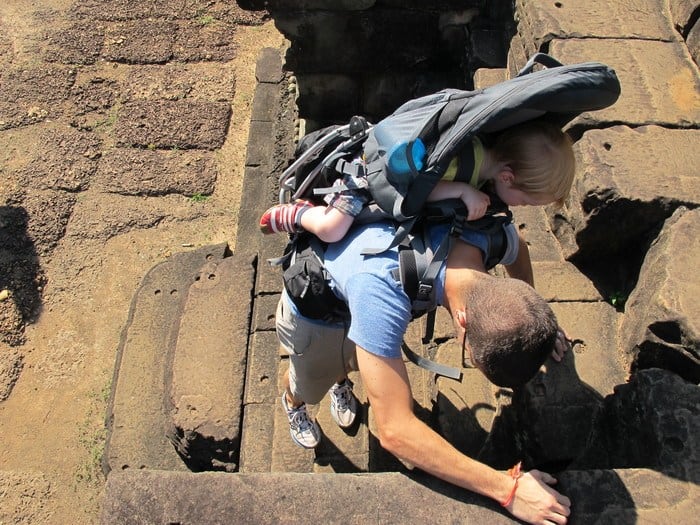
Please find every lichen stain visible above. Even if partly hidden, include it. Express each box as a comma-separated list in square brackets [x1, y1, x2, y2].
[668, 69, 700, 111]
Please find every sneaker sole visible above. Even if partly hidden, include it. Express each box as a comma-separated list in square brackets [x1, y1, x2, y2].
[289, 428, 320, 449]
[330, 400, 358, 429]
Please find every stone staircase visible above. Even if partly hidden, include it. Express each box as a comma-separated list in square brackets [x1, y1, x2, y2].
[101, 1, 700, 523]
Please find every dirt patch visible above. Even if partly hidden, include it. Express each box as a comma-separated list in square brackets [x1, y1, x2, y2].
[0, 0, 284, 522]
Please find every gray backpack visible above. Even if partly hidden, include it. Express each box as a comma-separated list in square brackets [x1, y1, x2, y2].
[275, 53, 620, 378]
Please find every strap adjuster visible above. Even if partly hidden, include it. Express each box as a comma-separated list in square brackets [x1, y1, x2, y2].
[449, 215, 466, 237]
[416, 283, 433, 300]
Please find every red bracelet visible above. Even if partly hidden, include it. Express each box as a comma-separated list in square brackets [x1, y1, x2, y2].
[500, 461, 523, 508]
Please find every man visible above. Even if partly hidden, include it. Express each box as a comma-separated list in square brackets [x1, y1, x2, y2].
[275, 219, 571, 525]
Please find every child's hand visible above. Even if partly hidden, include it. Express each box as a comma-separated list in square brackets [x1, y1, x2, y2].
[461, 187, 491, 220]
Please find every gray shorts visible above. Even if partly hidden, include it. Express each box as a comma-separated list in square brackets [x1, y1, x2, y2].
[275, 293, 357, 404]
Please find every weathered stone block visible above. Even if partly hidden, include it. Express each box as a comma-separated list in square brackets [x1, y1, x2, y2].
[473, 68, 508, 89]
[44, 22, 105, 65]
[21, 189, 76, 257]
[103, 21, 177, 64]
[70, 76, 118, 117]
[245, 330, 280, 405]
[550, 39, 700, 128]
[168, 253, 255, 472]
[533, 262, 603, 302]
[94, 149, 217, 197]
[114, 100, 231, 150]
[101, 470, 518, 525]
[0, 295, 24, 347]
[667, 0, 698, 34]
[573, 368, 700, 484]
[104, 244, 229, 473]
[436, 367, 499, 459]
[64, 192, 206, 242]
[118, 63, 236, 103]
[559, 468, 699, 523]
[244, 120, 275, 167]
[0, 471, 51, 525]
[252, 292, 279, 333]
[238, 403, 275, 472]
[688, 18, 700, 65]
[0, 66, 76, 130]
[173, 19, 238, 62]
[550, 302, 626, 397]
[561, 126, 700, 263]
[256, 47, 284, 84]
[256, 248, 286, 294]
[506, 30, 535, 76]
[16, 125, 101, 192]
[516, 0, 676, 46]
[511, 206, 565, 262]
[69, 0, 216, 22]
[251, 82, 281, 122]
[620, 207, 700, 383]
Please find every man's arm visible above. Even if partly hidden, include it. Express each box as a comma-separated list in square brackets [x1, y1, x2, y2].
[356, 346, 571, 524]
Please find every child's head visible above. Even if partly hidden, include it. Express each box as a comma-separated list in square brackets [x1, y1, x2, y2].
[490, 120, 575, 207]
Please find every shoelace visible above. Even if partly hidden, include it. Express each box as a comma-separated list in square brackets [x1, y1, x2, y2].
[333, 384, 351, 410]
[289, 407, 314, 431]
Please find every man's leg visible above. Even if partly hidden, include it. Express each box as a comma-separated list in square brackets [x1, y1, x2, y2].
[328, 375, 358, 429]
[281, 367, 321, 449]
[276, 293, 355, 447]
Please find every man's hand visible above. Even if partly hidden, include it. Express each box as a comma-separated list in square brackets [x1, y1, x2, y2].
[551, 327, 570, 362]
[507, 470, 571, 525]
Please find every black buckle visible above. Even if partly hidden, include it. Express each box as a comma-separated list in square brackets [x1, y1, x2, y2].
[449, 215, 466, 237]
[349, 116, 369, 140]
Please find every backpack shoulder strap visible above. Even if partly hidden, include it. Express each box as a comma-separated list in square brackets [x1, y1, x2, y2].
[395, 220, 463, 380]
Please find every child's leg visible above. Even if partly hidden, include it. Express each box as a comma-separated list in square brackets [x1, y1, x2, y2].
[259, 201, 353, 242]
[299, 206, 354, 243]
[259, 200, 313, 235]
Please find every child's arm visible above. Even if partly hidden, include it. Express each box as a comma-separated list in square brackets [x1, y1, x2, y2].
[299, 205, 355, 243]
[428, 180, 490, 221]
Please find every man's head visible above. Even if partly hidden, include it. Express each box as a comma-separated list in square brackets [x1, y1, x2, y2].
[455, 274, 557, 388]
[490, 120, 575, 208]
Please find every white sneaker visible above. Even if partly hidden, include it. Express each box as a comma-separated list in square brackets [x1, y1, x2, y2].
[281, 393, 321, 449]
[329, 379, 358, 429]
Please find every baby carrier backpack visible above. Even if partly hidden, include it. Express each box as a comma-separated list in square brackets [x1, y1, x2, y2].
[273, 53, 621, 379]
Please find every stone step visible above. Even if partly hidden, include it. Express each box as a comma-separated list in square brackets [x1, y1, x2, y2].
[101, 468, 700, 525]
[104, 243, 230, 473]
[167, 252, 256, 472]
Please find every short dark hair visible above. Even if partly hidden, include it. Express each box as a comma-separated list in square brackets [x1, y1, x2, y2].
[466, 277, 557, 388]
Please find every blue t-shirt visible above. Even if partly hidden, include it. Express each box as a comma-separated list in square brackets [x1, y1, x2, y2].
[323, 221, 494, 359]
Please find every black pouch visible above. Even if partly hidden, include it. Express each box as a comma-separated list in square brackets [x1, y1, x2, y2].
[282, 235, 349, 323]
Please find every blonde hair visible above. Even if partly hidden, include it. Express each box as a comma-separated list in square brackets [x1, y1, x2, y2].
[491, 120, 576, 207]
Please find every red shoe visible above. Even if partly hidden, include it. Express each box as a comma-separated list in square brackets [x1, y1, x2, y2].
[259, 200, 313, 234]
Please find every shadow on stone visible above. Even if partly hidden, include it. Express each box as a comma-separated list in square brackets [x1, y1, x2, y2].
[0, 205, 44, 346]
